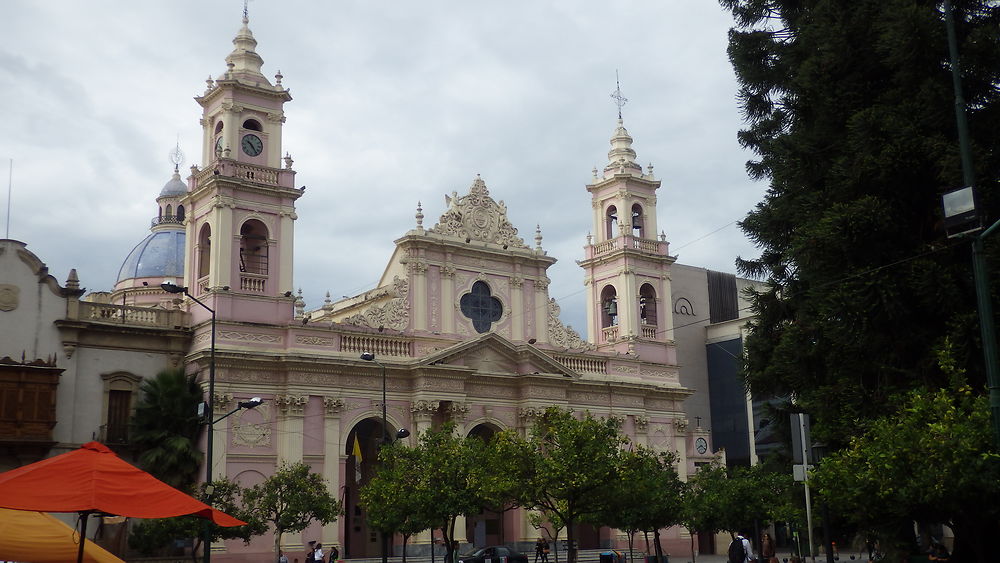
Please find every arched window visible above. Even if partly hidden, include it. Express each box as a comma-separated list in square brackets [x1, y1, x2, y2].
[239, 219, 269, 275]
[631, 203, 644, 238]
[214, 121, 224, 134]
[605, 205, 618, 239]
[639, 283, 657, 325]
[242, 118, 263, 132]
[165, 204, 172, 219]
[197, 223, 211, 278]
[600, 285, 618, 328]
[176, 204, 185, 222]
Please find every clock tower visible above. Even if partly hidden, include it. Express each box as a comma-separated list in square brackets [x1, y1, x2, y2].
[180, 14, 302, 324]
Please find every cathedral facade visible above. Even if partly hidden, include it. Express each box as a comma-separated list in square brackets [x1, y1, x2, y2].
[0, 14, 758, 563]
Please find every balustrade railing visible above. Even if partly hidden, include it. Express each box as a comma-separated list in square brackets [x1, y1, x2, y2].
[602, 325, 619, 342]
[642, 325, 658, 339]
[554, 354, 607, 374]
[232, 163, 278, 185]
[240, 274, 267, 293]
[341, 334, 410, 357]
[79, 302, 184, 328]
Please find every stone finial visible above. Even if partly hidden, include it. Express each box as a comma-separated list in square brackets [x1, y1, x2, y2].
[294, 288, 305, 319]
[586, 232, 592, 245]
[534, 225, 543, 251]
[592, 166, 599, 181]
[323, 291, 333, 311]
[659, 230, 666, 242]
[65, 269, 80, 290]
[646, 163, 654, 178]
[222, 145, 232, 158]
[275, 70, 284, 87]
[283, 152, 294, 169]
[415, 201, 424, 229]
[205, 75, 216, 95]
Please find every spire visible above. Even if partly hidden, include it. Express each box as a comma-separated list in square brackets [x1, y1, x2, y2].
[603, 119, 643, 178]
[222, 12, 267, 82]
[602, 73, 642, 179]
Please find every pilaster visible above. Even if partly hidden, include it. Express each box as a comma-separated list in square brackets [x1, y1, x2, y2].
[275, 394, 307, 463]
[323, 397, 346, 547]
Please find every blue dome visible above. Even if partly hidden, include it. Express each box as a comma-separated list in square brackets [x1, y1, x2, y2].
[117, 229, 186, 282]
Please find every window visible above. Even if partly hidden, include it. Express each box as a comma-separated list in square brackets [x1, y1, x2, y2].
[600, 285, 618, 328]
[197, 224, 212, 278]
[239, 220, 269, 275]
[605, 205, 618, 239]
[639, 283, 657, 325]
[460, 281, 503, 333]
[100, 371, 140, 445]
[631, 203, 644, 238]
[242, 118, 263, 132]
[176, 204, 185, 222]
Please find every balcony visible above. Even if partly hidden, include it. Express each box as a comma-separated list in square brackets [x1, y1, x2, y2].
[0, 358, 61, 452]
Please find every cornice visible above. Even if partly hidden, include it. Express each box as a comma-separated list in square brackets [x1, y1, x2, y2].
[196, 80, 292, 106]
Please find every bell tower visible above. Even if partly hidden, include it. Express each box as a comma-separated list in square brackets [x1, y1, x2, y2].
[578, 92, 676, 358]
[180, 14, 302, 324]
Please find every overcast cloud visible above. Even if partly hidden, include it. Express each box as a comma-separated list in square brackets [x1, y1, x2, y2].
[1, 1, 765, 332]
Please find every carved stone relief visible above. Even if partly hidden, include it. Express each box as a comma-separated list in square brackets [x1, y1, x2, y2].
[342, 276, 410, 331]
[428, 176, 528, 248]
[547, 298, 592, 350]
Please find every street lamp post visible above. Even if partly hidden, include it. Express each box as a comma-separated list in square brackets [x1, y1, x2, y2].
[940, 0, 1000, 449]
[360, 352, 410, 563]
[161, 280, 216, 563]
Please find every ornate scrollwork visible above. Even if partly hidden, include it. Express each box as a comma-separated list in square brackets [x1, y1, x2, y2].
[518, 407, 546, 421]
[547, 299, 593, 351]
[342, 276, 410, 331]
[446, 402, 471, 421]
[429, 176, 528, 248]
[323, 397, 346, 415]
[673, 417, 689, 433]
[275, 394, 308, 415]
[634, 414, 650, 432]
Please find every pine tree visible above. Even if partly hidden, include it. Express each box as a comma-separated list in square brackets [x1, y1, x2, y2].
[721, 0, 1000, 443]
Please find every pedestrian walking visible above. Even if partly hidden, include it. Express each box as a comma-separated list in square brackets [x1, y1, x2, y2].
[314, 543, 325, 563]
[278, 550, 289, 563]
[306, 541, 317, 563]
[329, 545, 340, 563]
[761, 532, 777, 563]
[727, 530, 754, 563]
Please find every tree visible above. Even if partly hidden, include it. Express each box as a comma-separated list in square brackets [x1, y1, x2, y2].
[360, 423, 490, 563]
[720, 0, 1000, 445]
[360, 442, 436, 563]
[813, 373, 1000, 562]
[242, 461, 342, 557]
[131, 368, 204, 490]
[681, 462, 794, 562]
[598, 447, 683, 563]
[129, 478, 266, 563]
[512, 408, 629, 563]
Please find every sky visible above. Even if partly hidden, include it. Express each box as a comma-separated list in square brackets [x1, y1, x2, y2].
[0, 1, 766, 332]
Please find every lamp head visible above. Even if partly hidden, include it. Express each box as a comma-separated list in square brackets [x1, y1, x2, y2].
[160, 279, 186, 294]
[396, 428, 410, 440]
[238, 397, 264, 409]
[360, 352, 376, 361]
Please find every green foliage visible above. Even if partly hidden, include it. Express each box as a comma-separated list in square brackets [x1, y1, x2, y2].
[242, 461, 342, 555]
[682, 462, 795, 537]
[512, 408, 629, 563]
[131, 368, 204, 490]
[721, 0, 1000, 446]
[813, 380, 1000, 561]
[360, 423, 497, 563]
[128, 478, 265, 559]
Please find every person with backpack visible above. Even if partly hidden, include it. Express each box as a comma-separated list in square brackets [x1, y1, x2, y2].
[328, 544, 340, 563]
[728, 530, 754, 563]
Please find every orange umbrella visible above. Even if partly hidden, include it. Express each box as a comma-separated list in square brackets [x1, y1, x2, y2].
[0, 441, 246, 563]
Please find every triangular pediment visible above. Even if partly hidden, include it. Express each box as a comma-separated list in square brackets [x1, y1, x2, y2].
[418, 333, 578, 378]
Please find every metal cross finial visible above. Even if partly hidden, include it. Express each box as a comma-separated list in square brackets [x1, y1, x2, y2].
[243, 0, 249, 21]
[610, 70, 628, 119]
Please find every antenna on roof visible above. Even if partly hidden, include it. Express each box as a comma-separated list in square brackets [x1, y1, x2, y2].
[5, 159, 12, 239]
[610, 70, 628, 120]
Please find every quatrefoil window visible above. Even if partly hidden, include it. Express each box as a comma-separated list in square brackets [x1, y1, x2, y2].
[460, 281, 503, 334]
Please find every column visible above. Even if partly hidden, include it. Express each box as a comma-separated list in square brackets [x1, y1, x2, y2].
[323, 397, 346, 549]
[441, 264, 456, 333]
[275, 395, 306, 463]
[533, 279, 550, 344]
[509, 276, 524, 341]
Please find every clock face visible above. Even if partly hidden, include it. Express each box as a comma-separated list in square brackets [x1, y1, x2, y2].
[241, 134, 263, 157]
[214, 136, 224, 156]
[695, 437, 708, 454]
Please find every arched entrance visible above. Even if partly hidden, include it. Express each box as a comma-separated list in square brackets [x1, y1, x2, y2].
[343, 417, 392, 559]
[465, 423, 504, 548]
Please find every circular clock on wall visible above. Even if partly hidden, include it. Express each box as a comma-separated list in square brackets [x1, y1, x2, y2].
[695, 437, 708, 455]
[241, 133, 263, 156]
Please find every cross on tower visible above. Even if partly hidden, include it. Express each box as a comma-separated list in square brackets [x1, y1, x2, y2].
[610, 70, 628, 119]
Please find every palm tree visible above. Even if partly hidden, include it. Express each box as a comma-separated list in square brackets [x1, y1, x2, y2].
[131, 368, 204, 490]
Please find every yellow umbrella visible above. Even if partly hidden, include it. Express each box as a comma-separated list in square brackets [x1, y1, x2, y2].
[0, 507, 124, 563]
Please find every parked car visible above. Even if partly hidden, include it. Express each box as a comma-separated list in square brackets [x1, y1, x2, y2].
[458, 546, 529, 563]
